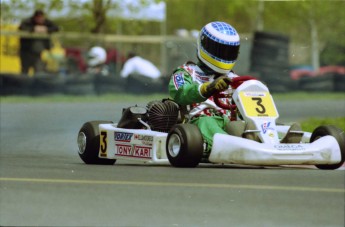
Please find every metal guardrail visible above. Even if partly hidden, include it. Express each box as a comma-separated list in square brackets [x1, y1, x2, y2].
[0, 31, 196, 43]
[0, 31, 198, 75]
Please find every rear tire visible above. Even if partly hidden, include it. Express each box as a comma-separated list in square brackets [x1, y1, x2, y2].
[166, 124, 203, 167]
[78, 121, 116, 165]
[311, 125, 345, 170]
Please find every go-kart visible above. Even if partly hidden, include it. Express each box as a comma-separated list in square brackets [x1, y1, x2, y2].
[77, 76, 345, 169]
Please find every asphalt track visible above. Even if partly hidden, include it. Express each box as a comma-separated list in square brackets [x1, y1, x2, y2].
[0, 99, 344, 227]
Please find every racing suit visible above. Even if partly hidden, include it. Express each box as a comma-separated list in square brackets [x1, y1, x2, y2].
[169, 61, 238, 155]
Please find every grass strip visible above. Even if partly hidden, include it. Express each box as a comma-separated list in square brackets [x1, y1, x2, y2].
[301, 117, 345, 132]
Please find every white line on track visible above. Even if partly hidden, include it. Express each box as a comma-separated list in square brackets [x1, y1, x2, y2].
[0, 177, 344, 193]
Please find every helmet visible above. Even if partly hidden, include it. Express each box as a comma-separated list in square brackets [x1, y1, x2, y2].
[88, 46, 107, 67]
[197, 21, 240, 74]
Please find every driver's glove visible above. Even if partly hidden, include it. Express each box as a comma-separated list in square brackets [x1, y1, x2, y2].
[200, 75, 231, 98]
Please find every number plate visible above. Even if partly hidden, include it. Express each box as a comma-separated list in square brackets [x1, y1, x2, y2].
[239, 91, 278, 117]
[99, 130, 108, 157]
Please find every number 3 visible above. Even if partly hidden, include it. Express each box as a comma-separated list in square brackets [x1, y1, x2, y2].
[252, 97, 266, 114]
[100, 131, 107, 153]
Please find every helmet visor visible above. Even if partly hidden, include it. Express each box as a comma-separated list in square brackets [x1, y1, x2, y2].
[201, 34, 239, 62]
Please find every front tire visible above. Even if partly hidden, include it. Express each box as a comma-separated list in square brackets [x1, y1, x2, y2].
[78, 121, 116, 165]
[166, 124, 203, 167]
[311, 125, 345, 170]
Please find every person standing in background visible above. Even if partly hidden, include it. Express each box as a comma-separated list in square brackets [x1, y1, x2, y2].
[19, 9, 59, 75]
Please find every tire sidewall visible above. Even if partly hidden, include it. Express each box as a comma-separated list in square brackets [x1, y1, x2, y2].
[166, 124, 203, 167]
[166, 126, 186, 164]
[78, 121, 115, 165]
[311, 125, 345, 170]
[78, 122, 97, 163]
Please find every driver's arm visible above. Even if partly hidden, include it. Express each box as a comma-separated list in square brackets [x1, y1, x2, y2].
[169, 69, 207, 106]
[199, 75, 231, 98]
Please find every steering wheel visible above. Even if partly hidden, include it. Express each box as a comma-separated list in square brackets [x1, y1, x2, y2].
[213, 75, 257, 110]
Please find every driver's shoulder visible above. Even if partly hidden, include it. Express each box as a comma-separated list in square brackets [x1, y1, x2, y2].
[176, 61, 198, 75]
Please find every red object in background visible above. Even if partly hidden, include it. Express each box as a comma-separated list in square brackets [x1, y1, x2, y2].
[290, 69, 314, 80]
[290, 65, 345, 80]
[318, 65, 345, 75]
[106, 48, 126, 65]
[65, 48, 87, 73]
[64, 47, 126, 73]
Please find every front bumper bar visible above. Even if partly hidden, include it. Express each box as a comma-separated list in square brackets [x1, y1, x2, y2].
[209, 133, 341, 165]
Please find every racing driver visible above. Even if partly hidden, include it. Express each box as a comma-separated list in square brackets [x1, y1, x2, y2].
[168, 21, 240, 157]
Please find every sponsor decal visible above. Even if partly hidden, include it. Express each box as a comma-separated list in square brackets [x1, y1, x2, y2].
[114, 132, 133, 142]
[134, 134, 154, 145]
[173, 73, 185, 89]
[114, 144, 152, 159]
[274, 144, 305, 151]
[115, 144, 132, 156]
[195, 74, 210, 83]
[244, 92, 265, 97]
[133, 145, 152, 158]
[134, 134, 153, 141]
[261, 122, 274, 134]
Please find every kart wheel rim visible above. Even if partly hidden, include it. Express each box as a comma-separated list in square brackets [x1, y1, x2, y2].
[78, 132, 87, 155]
[168, 134, 181, 157]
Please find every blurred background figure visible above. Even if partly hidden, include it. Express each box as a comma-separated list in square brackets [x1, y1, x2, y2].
[18, 9, 59, 75]
[87, 46, 109, 76]
[120, 52, 161, 80]
[120, 52, 162, 93]
[41, 38, 66, 75]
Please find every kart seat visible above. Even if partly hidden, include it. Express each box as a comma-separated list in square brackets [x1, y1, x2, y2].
[117, 106, 148, 129]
